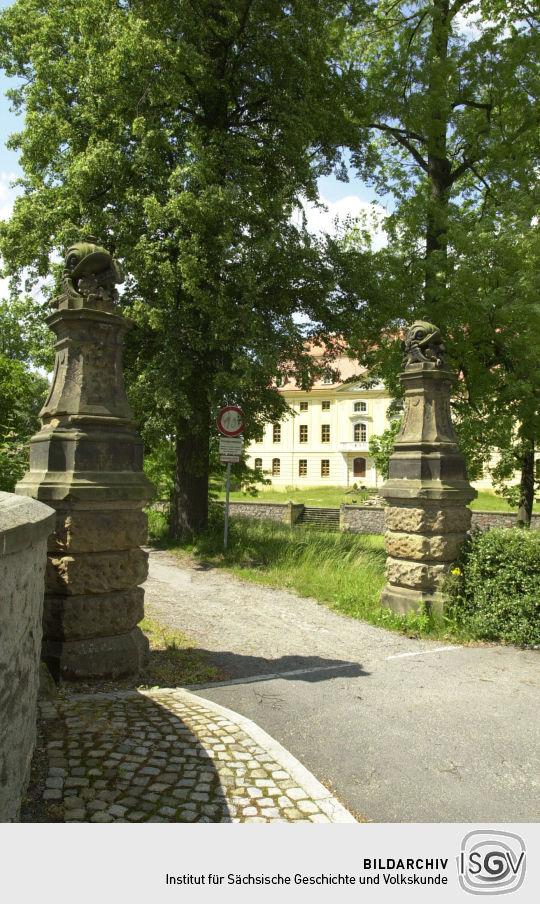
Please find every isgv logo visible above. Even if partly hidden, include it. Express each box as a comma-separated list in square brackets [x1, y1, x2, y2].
[458, 830, 526, 895]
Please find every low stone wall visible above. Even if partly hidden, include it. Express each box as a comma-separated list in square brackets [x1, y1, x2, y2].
[214, 500, 539, 535]
[213, 500, 289, 523]
[0, 492, 55, 821]
[340, 504, 386, 534]
[471, 511, 540, 532]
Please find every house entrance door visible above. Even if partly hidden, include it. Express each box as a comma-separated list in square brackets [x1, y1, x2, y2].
[353, 457, 366, 478]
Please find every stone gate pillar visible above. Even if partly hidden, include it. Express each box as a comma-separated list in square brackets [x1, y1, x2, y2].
[16, 239, 155, 679]
[379, 321, 476, 616]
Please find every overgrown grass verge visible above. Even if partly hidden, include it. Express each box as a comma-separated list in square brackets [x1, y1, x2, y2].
[151, 511, 472, 642]
[138, 612, 225, 687]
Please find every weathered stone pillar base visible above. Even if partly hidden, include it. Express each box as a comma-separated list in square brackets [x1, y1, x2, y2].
[380, 585, 446, 618]
[42, 627, 149, 681]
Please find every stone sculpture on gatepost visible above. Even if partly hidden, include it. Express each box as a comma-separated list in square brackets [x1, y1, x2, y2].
[16, 238, 155, 679]
[379, 321, 476, 615]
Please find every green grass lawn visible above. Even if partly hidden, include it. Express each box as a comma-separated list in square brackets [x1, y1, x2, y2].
[216, 484, 538, 513]
[218, 484, 378, 507]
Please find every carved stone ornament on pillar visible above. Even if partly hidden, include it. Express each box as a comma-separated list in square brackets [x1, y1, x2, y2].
[379, 320, 477, 616]
[16, 238, 155, 679]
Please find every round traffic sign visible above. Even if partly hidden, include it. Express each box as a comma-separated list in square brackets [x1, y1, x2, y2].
[217, 406, 245, 436]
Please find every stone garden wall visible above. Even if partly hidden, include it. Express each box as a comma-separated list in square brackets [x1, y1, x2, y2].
[212, 500, 539, 533]
[471, 511, 540, 532]
[340, 504, 387, 534]
[214, 501, 290, 523]
[0, 492, 55, 821]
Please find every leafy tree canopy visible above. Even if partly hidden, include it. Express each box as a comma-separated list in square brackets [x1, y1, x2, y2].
[0, 0, 365, 533]
[333, 0, 540, 522]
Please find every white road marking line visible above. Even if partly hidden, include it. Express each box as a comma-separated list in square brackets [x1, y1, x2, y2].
[387, 646, 463, 660]
[189, 661, 361, 689]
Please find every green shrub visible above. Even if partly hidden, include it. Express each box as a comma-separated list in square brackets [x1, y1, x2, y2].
[446, 529, 540, 645]
[147, 509, 169, 541]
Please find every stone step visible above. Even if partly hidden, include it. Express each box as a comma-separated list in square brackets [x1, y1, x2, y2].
[298, 507, 340, 531]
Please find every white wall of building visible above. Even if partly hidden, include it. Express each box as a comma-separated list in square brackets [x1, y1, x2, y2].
[246, 384, 392, 487]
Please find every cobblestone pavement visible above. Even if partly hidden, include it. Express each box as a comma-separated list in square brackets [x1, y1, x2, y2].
[38, 687, 356, 823]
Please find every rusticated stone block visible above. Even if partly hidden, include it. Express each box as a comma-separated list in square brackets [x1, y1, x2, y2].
[43, 587, 144, 640]
[384, 531, 467, 562]
[42, 626, 149, 681]
[384, 504, 472, 535]
[380, 585, 446, 618]
[385, 557, 449, 590]
[46, 548, 148, 596]
[49, 508, 148, 553]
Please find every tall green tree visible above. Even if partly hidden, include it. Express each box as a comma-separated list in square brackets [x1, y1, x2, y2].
[337, 0, 540, 522]
[348, 0, 539, 309]
[0, 299, 50, 491]
[0, 0, 363, 536]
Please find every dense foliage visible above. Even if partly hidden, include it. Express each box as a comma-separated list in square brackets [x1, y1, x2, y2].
[0, 0, 363, 535]
[0, 0, 538, 527]
[0, 299, 49, 491]
[336, 0, 540, 522]
[446, 529, 540, 646]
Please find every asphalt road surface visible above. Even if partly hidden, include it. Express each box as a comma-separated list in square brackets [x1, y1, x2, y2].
[144, 549, 540, 823]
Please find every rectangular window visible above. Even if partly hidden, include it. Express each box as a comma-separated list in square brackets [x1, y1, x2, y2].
[298, 459, 307, 477]
[272, 423, 281, 443]
[354, 423, 367, 443]
[354, 401, 367, 413]
[321, 459, 330, 477]
[322, 371, 333, 384]
[299, 401, 308, 412]
[322, 400, 330, 410]
[299, 424, 308, 443]
[254, 458, 262, 469]
[272, 458, 280, 476]
[321, 424, 330, 443]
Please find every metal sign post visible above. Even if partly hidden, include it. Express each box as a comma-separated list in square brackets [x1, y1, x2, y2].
[224, 461, 232, 552]
[217, 407, 245, 553]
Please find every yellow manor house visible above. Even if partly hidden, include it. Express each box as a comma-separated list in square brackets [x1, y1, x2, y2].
[245, 348, 392, 488]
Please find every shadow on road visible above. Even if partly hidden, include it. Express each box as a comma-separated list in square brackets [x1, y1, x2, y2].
[187, 650, 370, 685]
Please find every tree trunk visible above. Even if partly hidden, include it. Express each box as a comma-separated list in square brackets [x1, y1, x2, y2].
[516, 444, 535, 528]
[424, 0, 451, 310]
[169, 404, 210, 540]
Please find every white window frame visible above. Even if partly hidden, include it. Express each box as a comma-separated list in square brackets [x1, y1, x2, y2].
[354, 421, 368, 443]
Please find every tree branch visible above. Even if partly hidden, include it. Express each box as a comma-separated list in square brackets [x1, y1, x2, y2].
[370, 121, 428, 171]
[451, 98, 492, 113]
